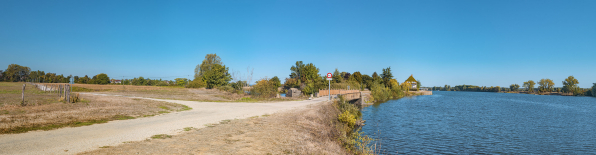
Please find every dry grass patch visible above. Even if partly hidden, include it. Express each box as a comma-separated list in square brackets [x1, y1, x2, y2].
[0, 82, 191, 134]
[0, 82, 61, 106]
[81, 102, 348, 155]
[70, 84, 246, 101]
[39, 83, 308, 102]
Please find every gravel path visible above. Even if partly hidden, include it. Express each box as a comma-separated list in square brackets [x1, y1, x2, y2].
[0, 93, 327, 155]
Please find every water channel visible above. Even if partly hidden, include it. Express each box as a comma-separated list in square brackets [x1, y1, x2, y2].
[361, 91, 596, 154]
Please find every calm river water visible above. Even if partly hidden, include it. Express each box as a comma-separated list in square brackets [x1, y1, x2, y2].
[361, 91, 596, 154]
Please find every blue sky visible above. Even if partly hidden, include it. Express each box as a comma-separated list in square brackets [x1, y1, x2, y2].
[1, 0, 595, 87]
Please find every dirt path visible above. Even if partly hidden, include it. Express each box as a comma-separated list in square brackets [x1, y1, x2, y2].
[0, 93, 327, 155]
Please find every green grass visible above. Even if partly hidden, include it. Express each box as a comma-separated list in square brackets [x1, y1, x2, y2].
[151, 134, 172, 139]
[261, 114, 270, 117]
[158, 111, 170, 114]
[158, 106, 171, 110]
[99, 146, 111, 148]
[0, 90, 20, 94]
[204, 123, 216, 127]
[237, 97, 257, 102]
[178, 105, 192, 111]
[1, 119, 110, 134]
[1, 115, 137, 134]
[183, 127, 195, 131]
[113, 115, 135, 120]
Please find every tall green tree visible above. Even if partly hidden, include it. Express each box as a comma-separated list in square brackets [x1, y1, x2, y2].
[510, 84, 520, 91]
[350, 71, 363, 84]
[202, 64, 231, 89]
[523, 80, 536, 92]
[372, 72, 382, 84]
[289, 61, 305, 79]
[269, 76, 281, 88]
[332, 68, 342, 83]
[381, 67, 393, 86]
[562, 76, 579, 93]
[3, 64, 31, 82]
[194, 54, 222, 79]
[538, 78, 555, 92]
[299, 63, 320, 83]
[361, 74, 373, 90]
[416, 80, 421, 89]
[93, 73, 110, 85]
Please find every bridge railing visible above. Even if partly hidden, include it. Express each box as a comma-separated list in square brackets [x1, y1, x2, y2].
[339, 92, 361, 101]
[317, 89, 360, 97]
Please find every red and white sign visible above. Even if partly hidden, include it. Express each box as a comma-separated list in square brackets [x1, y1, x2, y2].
[326, 73, 332, 80]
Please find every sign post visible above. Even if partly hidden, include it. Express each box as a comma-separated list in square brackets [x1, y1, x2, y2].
[326, 73, 332, 100]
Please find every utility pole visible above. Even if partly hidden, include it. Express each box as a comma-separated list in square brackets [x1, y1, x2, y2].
[326, 73, 332, 100]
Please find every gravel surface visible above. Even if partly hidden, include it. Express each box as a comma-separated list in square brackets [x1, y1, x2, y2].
[0, 93, 327, 155]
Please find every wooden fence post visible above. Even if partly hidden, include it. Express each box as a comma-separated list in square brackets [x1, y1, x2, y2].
[64, 84, 66, 101]
[22, 84, 26, 106]
[67, 84, 70, 103]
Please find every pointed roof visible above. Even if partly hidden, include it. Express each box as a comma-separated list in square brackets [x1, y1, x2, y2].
[405, 74, 417, 83]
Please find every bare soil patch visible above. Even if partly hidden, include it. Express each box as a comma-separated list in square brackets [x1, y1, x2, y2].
[81, 101, 347, 155]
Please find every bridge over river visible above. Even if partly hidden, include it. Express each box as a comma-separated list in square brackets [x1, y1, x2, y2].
[316, 89, 372, 107]
[316, 89, 433, 107]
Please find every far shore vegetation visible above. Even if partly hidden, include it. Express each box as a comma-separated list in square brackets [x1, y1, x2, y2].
[431, 76, 595, 97]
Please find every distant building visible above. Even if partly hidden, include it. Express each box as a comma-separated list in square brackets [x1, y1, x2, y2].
[404, 74, 417, 89]
[111, 79, 121, 84]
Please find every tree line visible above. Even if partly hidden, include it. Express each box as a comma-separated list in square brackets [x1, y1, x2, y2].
[184, 54, 420, 101]
[431, 76, 595, 97]
[516, 76, 593, 96]
[0, 64, 187, 86]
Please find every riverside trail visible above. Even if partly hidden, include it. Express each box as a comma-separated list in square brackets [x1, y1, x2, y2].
[0, 93, 327, 155]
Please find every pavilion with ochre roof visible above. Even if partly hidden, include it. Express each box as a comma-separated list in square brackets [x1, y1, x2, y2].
[404, 74, 417, 89]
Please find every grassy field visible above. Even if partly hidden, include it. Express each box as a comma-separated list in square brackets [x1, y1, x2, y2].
[36, 83, 243, 101]
[0, 82, 191, 134]
[35, 83, 305, 102]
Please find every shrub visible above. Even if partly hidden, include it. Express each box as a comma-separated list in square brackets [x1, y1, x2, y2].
[250, 79, 277, 98]
[338, 110, 357, 128]
[186, 77, 206, 88]
[216, 85, 234, 93]
[334, 96, 372, 154]
[229, 81, 247, 90]
[371, 83, 391, 103]
[155, 81, 169, 86]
